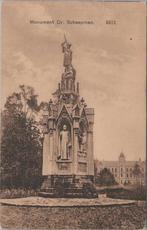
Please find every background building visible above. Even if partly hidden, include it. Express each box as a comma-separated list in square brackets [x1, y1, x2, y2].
[95, 152, 145, 185]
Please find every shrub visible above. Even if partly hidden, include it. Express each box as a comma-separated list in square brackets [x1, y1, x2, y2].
[107, 185, 146, 201]
[95, 168, 118, 186]
[0, 188, 38, 199]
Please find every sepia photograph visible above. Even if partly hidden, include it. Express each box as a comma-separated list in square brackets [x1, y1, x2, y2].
[0, 0, 146, 229]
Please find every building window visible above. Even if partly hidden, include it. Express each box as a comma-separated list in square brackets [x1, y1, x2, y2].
[112, 168, 114, 172]
[121, 168, 123, 172]
[115, 168, 117, 172]
[126, 168, 128, 172]
[126, 174, 128, 178]
[121, 173, 123, 177]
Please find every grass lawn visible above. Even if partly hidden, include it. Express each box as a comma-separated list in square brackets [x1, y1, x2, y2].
[1, 203, 146, 229]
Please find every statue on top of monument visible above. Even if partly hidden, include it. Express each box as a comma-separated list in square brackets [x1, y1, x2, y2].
[58, 124, 71, 160]
[61, 35, 72, 67]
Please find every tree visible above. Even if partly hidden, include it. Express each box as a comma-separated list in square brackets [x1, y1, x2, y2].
[132, 163, 143, 186]
[1, 86, 43, 189]
[96, 168, 117, 186]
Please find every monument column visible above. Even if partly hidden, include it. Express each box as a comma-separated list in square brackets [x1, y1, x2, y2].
[48, 130, 54, 174]
[73, 129, 79, 174]
[48, 117, 56, 175]
[42, 110, 50, 176]
[73, 118, 79, 174]
[87, 122, 94, 176]
[42, 133, 50, 175]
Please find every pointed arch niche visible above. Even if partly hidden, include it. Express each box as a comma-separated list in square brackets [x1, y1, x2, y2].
[78, 118, 88, 156]
[56, 117, 73, 161]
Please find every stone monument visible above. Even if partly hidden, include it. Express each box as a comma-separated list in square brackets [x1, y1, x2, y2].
[40, 37, 95, 197]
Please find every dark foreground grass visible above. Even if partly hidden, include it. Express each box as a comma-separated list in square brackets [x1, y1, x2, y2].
[1, 204, 146, 229]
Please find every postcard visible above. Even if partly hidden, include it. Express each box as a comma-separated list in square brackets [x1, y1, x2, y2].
[1, 0, 146, 229]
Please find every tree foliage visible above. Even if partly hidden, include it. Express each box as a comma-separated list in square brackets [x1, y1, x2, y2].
[132, 163, 143, 185]
[1, 86, 43, 189]
[96, 168, 117, 186]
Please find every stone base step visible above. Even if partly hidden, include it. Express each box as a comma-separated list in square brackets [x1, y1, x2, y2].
[41, 187, 83, 193]
[41, 188, 55, 193]
[38, 191, 85, 198]
[38, 192, 55, 198]
[39, 188, 97, 198]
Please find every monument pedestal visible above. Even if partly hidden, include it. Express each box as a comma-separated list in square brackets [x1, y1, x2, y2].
[39, 174, 96, 198]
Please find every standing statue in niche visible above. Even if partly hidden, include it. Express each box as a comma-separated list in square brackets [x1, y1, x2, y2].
[58, 124, 71, 160]
[78, 130, 87, 153]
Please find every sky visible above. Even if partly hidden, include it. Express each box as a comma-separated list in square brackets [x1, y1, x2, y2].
[1, 0, 146, 161]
